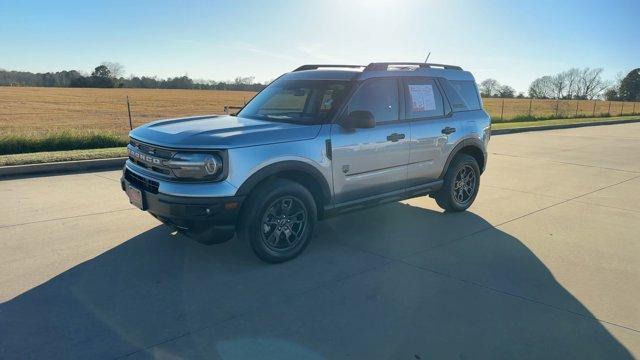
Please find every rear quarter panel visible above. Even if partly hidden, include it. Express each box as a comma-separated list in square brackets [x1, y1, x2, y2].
[442, 110, 491, 175]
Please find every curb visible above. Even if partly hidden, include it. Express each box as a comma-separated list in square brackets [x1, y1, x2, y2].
[0, 157, 127, 179]
[491, 118, 640, 135]
[1, 118, 639, 179]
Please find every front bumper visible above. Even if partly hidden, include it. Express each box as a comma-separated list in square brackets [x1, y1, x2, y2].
[121, 162, 244, 241]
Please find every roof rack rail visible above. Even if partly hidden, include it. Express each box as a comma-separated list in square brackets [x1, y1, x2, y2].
[364, 62, 463, 71]
[293, 64, 365, 72]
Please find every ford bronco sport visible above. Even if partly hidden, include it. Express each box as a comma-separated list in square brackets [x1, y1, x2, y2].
[122, 62, 491, 263]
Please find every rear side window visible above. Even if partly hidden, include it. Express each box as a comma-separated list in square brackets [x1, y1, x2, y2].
[403, 78, 445, 119]
[447, 80, 482, 110]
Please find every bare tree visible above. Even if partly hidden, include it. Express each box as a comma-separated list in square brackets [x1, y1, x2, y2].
[529, 67, 609, 100]
[550, 72, 569, 99]
[564, 68, 581, 99]
[234, 76, 255, 85]
[528, 76, 554, 99]
[497, 85, 515, 98]
[101, 62, 125, 79]
[575, 68, 609, 99]
[479, 79, 500, 97]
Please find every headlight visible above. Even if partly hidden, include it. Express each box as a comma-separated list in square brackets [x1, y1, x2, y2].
[203, 156, 220, 175]
[166, 152, 224, 180]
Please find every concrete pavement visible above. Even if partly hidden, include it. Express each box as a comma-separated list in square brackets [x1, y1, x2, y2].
[1, 123, 639, 359]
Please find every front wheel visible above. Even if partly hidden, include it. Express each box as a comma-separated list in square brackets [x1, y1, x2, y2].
[238, 178, 317, 263]
[434, 154, 480, 212]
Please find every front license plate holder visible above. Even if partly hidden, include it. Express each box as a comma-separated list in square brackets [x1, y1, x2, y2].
[126, 183, 146, 210]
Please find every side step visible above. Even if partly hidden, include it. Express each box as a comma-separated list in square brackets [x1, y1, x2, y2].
[323, 180, 443, 218]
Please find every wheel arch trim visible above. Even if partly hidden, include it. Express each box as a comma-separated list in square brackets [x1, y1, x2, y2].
[439, 138, 486, 179]
[236, 160, 332, 204]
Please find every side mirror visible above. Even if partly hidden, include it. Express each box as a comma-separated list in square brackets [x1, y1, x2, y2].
[340, 110, 375, 129]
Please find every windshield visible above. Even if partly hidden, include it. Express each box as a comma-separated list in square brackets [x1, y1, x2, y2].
[238, 79, 352, 124]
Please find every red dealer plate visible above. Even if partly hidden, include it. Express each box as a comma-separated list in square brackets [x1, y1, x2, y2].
[126, 184, 145, 210]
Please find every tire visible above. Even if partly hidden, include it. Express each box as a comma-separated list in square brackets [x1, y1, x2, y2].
[238, 178, 317, 263]
[434, 153, 480, 212]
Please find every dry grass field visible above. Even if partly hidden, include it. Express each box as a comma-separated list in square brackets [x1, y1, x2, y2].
[0, 87, 639, 156]
[482, 97, 639, 121]
[2, 87, 639, 137]
[0, 87, 255, 137]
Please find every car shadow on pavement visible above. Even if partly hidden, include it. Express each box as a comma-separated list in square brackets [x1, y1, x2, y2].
[0, 202, 634, 359]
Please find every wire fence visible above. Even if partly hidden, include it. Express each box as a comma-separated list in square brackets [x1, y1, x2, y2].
[1, 87, 639, 138]
[483, 98, 640, 122]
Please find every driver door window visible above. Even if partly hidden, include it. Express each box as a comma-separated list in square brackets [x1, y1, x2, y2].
[346, 78, 399, 123]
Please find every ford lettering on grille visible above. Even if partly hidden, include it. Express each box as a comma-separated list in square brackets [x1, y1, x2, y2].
[128, 147, 164, 166]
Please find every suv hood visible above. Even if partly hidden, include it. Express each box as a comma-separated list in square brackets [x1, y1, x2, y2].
[129, 115, 321, 149]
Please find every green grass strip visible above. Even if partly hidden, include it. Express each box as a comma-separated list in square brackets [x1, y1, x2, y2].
[492, 115, 640, 130]
[0, 131, 128, 155]
[0, 147, 127, 166]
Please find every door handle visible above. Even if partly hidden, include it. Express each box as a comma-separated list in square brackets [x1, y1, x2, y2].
[386, 133, 406, 142]
[441, 127, 456, 135]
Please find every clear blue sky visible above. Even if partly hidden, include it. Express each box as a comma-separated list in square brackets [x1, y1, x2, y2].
[1, 0, 638, 92]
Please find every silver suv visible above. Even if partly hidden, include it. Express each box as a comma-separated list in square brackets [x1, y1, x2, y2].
[121, 62, 491, 263]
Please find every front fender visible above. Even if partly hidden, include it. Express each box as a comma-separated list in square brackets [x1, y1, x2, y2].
[235, 159, 332, 203]
[225, 132, 333, 201]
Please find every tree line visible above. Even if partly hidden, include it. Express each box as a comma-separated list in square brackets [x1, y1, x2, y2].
[479, 67, 639, 101]
[2, 61, 639, 101]
[0, 62, 267, 92]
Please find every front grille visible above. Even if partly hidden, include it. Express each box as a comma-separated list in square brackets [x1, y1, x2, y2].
[128, 138, 176, 178]
[124, 169, 160, 194]
[129, 158, 172, 175]
[132, 140, 174, 159]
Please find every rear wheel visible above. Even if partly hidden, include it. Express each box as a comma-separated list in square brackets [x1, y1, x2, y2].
[238, 178, 317, 263]
[434, 154, 480, 212]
